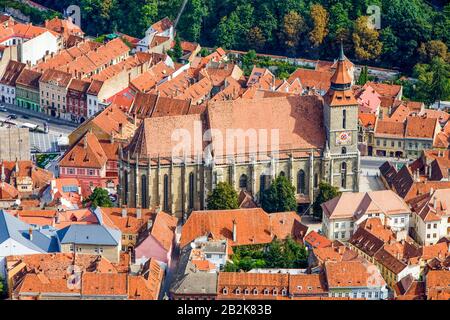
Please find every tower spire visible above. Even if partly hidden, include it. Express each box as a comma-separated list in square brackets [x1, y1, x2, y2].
[339, 41, 345, 61]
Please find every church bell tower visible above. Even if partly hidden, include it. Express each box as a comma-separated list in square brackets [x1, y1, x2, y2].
[323, 44, 360, 191]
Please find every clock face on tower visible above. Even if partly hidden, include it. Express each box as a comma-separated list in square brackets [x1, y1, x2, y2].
[336, 131, 352, 146]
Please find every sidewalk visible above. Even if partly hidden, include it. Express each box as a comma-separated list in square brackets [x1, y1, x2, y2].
[1, 103, 78, 128]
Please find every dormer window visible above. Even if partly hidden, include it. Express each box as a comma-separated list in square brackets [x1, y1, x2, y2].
[235, 288, 241, 295]
[222, 288, 228, 295]
[264, 289, 269, 295]
[253, 289, 258, 295]
[273, 289, 278, 296]
[281, 289, 287, 296]
[244, 289, 250, 295]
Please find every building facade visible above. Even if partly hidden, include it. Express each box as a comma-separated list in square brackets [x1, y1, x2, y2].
[119, 48, 360, 218]
[15, 69, 42, 112]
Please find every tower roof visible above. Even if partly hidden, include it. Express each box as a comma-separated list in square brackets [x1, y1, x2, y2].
[324, 45, 356, 106]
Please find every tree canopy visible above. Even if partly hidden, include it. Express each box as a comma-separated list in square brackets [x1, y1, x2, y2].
[33, 0, 450, 72]
[84, 187, 113, 208]
[224, 238, 308, 272]
[261, 175, 297, 213]
[312, 182, 341, 220]
[206, 182, 239, 210]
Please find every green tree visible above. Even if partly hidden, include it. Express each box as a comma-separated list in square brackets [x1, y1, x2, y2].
[171, 35, 183, 61]
[217, 14, 239, 49]
[84, 187, 113, 208]
[265, 240, 285, 268]
[177, 0, 208, 42]
[357, 65, 369, 85]
[281, 11, 304, 55]
[414, 57, 450, 107]
[261, 175, 297, 213]
[353, 16, 383, 61]
[328, 2, 351, 42]
[80, 0, 118, 36]
[309, 3, 329, 47]
[418, 40, 448, 64]
[246, 26, 266, 52]
[206, 182, 239, 210]
[313, 182, 341, 220]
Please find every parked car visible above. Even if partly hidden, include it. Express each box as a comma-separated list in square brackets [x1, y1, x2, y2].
[7, 114, 18, 119]
[0, 106, 7, 112]
[21, 114, 30, 119]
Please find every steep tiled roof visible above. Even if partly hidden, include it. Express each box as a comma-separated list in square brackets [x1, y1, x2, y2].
[207, 95, 325, 156]
[349, 227, 385, 257]
[16, 69, 42, 90]
[39, 68, 72, 87]
[322, 190, 410, 220]
[367, 82, 402, 98]
[405, 116, 438, 139]
[0, 60, 26, 86]
[304, 231, 332, 249]
[289, 273, 328, 295]
[151, 17, 173, 33]
[180, 208, 306, 248]
[374, 247, 407, 274]
[59, 132, 111, 169]
[325, 260, 386, 288]
[288, 68, 332, 92]
[375, 120, 405, 138]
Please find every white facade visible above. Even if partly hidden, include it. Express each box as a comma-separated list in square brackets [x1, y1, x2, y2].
[19, 31, 59, 66]
[0, 238, 43, 277]
[328, 285, 389, 300]
[0, 83, 16, 104]
[412, 212, 450, 245]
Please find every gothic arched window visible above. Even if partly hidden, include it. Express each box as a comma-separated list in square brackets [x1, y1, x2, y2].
[141, 175, 148, 209]
[239, 174, 248, 189]
[188, 172, 195, 209]
[297, 170, 306, 194]
[163, 174, 169, 212]
[342, 109, 347, 129]
[341, 162, 347, 188]
[123, 170, 128, 205]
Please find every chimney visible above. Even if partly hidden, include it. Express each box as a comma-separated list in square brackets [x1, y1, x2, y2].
[433, 197, 437, 209]
[121, 206, 127, 218]
[136, 206, 142, 219]
[28, 228, 33, 241]
[15, 159, 19, 173]
[232, 219, 237, 242]
[118, 123, 123, 135]
[83, 134, 88, 149]
[429, 165, 432, 178]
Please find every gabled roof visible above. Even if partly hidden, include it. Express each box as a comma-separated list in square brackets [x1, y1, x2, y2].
[180, 208, 307, 248]
[0, 210, 58, 252]
[59, 132, 110, 169]
[57, 223, 121, 246]
[325, 260, 386, 288]
[0, 60, 26, 86]
[322, 190, 410, 220]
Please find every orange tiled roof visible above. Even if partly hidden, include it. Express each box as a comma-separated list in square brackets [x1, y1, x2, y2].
[180, 208, 306, 248]
[59, 132, 112, 169]
[325, 260, 386, 288]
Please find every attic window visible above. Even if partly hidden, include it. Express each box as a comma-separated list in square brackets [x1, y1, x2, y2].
[222, 288, 228, 295]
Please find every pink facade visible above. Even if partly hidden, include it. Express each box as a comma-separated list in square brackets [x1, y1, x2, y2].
[135, 234, 173, 266]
